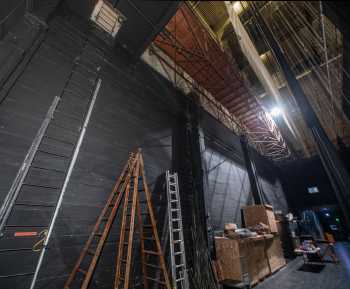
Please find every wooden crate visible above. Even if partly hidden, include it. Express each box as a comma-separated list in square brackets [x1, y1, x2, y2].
[240, 236, 270, 285]
[214, 237, 241, 282]
[215, 235, 284, 286]
[242, 205, 278, 233]
[265, 235, 286, 273]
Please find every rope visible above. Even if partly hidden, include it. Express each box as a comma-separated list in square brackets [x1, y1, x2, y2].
[244, 1, 350, 146]
[32, 229, 48, 252]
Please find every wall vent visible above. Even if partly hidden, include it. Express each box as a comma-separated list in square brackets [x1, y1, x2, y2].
[90, 0, 126, 37]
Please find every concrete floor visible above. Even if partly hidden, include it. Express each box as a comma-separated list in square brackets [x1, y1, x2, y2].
[255, 242, 350, 289]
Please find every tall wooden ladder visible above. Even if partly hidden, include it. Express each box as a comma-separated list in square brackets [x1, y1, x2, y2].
[166, 171, 189, 289]
[63, 152, 137, 289]
[115, 151, 171, 289]
[64, 150, 171, 289]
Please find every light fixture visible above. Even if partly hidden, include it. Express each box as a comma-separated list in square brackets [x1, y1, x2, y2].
[260, 52, 268, 62]
[233, 1, 244, 14]
[90, 0, 126, 38]
[269, 106, 282, 118]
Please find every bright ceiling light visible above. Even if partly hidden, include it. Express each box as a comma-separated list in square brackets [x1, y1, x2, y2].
[269, 106, 282, 118]
[233, 1, 244, 14]
[260, 53, 267, 62]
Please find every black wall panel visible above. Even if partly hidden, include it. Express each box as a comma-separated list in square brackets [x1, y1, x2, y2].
[203, 147, 252, 230]
[201, 112, 289, 231]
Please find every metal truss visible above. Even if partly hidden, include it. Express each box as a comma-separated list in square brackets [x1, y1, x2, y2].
[151, 3, 290, 160]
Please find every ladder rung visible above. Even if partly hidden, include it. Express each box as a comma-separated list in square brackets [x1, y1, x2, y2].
[173, 240, 182, 243]
[121, 259, 127, 263]
[142, 237, 154, 241]
[176, 277, 185, 282]
[14, 203, 55, 208]
[174, 251, 183, 256]
[94, 232, 103, 237]
[37, 149, 70, 159]
[170, 200, 178, 203]
[145, 277, 165, 284]
[144, 250, 160, 255]
[87, 249, 95, 255]
[176, 264, 185, 268]
[172, 218, 180, 221]
[77, 268, 87, 275]
[143, 262, 161, 269]
[173, 229, 181, 232]
[171, 209, 180, 212]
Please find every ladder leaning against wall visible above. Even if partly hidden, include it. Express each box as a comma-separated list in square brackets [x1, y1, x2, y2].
[166, 171, 189, 289]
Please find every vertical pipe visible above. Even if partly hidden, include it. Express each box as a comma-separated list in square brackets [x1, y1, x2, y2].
[29, 79, 102, 289]
[240, 135, 263, 205]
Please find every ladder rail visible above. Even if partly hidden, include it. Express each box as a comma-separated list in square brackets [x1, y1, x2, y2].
[123, 158, 140, 289]
[114, 181, 132, 288]
[140, 154, 171, 289]
[166, 171, 177, 289]
[136, 190, 149, 289]
[175, 173, 189, 289]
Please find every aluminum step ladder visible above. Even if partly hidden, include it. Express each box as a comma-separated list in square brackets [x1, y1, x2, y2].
[166, 171, 189, 289]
